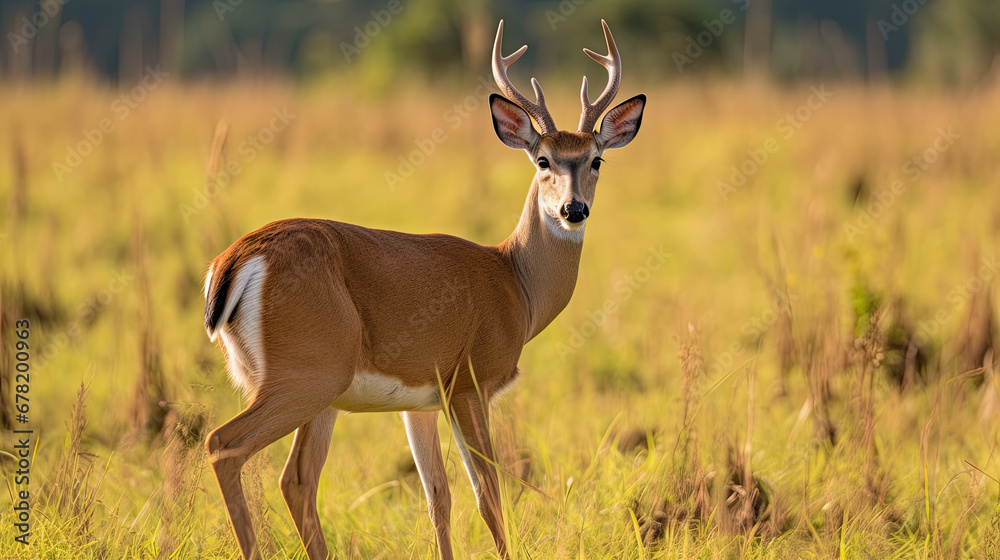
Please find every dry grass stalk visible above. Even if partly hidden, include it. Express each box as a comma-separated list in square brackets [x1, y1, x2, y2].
[983, 507, 1000, 559]
[50, 383, 88, 506]
[205, 119, 229, 182]
[638, 325, 711, 545]
[348, 532, 362, 559]
[799, 318, 839, 446]
[949, 248, 997, 378]
[978, 349, 999, 431]
[719, 363, 784, 539]
[8, 129, 28, 230]
[773, 290, 796, 397]
[675, 324, 708, 520]
[675, 323, 704, 465]
[852, 310, 884, 457]
[46, 383, 106, 538]
[160, 404, 207, 504]
[946, 471, 985, 560]
[125, 217, 169, 445]
[156, 404, 208, 559]
[489, 400, 534, 507]
[919, 395, 939, 539]
[846, 309, 894, 515]
[767, 232, 796, 397]
[0, 280, 16, 429]
[1, 132, 29, 430]
[952, 286, 997, 377]
[203, 119, 239, 248]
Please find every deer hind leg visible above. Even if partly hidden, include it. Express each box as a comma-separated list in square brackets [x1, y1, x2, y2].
[207, 374, 350, 560]
[450, 394, 508, 559]
[403, 411, 453, 560]
[280, 408, 338, 560]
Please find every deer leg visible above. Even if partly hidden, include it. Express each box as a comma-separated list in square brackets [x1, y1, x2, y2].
[403, 410, 453, 560]
[280, 408, 338, 560]
[206, 376, 348, 560]
[450, 395, 508, 558]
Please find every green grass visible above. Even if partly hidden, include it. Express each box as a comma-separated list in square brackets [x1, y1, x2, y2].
[1, 79, 1000, 559]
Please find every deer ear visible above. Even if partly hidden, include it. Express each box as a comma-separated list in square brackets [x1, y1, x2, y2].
[597, 94, 645, 149]
[490, 94, 540, 150]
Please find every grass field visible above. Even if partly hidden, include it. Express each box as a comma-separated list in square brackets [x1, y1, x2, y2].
[1, 78, 1000, 559]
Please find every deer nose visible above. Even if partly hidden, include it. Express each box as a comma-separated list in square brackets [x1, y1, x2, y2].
[560, 201, 590, 224]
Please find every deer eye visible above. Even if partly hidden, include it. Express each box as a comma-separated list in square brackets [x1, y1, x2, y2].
[591, 157, 603, 171]
[537, 157, 550, 169]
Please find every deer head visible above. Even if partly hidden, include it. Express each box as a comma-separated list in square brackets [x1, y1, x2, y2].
[489, 20, 646, 237]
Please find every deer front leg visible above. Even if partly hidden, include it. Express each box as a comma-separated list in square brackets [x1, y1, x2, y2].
[403, 411, 454, 560]
[450, 394, 508, 558]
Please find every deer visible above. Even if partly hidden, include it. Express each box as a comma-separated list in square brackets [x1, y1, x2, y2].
[201, 19, 645, 560]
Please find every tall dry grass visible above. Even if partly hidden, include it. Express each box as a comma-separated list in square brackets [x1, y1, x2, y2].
[0, 78, 998, 557]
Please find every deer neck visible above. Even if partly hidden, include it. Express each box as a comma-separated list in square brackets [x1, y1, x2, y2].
[500, 177, 584, 342]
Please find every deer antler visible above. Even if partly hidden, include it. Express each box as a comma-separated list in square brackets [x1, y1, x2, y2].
[492, 20, 557, 135]
[578, 20, 621, 133]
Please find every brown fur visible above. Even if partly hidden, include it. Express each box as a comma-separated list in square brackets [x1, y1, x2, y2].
[207, 218, 533, 393]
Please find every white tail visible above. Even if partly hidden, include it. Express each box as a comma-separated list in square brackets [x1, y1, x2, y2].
[203, 20, 645, 560]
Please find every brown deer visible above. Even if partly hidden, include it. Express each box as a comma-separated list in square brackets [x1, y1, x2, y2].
[202, 20, 645, 559]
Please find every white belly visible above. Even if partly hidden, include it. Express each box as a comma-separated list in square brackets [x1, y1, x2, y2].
[331, 371, 440, 413]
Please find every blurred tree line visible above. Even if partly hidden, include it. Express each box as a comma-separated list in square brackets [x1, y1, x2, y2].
[1, 0, 998, 87]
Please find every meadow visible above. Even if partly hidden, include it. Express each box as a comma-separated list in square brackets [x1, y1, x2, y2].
[1, 77, 999, 559]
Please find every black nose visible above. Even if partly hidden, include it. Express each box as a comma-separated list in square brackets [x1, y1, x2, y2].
[560, 201, 590, 224]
